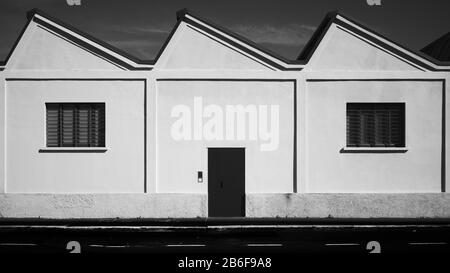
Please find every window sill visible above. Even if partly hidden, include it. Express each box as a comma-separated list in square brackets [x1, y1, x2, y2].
[340, 147, 408, 154]
[39, 147, 108, 153]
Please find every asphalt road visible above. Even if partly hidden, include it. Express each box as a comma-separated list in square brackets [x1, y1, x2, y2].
[0, 218, 449, 254]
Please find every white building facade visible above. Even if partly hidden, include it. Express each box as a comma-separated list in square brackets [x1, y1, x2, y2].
[0, 9, 449, 218]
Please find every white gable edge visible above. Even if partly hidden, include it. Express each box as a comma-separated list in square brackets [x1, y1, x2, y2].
[187, 23, 276, 70]
[335, 15, 450, 71]
[33, 14, 153, 70]
[1, 9, 449, 72]
[182, 15, 305, 71]
[152, 20, 269, 70]
[326, 23, 425, 71]
[2, 12, 154, 71]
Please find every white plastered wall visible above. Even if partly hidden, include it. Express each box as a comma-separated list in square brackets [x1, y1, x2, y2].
[305, 80, 443, 193]
[0, 11, 449, 218]
[5, 80, 145, 193]
[156, 79, 295, 194]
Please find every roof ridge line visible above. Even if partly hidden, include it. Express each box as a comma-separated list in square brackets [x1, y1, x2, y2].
[1, 8, 447, 71]
[26, 8, 154, 68]
[176, 8, 304, 66]
[334, 12, 450, 68]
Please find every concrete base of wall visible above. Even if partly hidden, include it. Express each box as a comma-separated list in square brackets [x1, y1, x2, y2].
[246, 194, 450, 218]
[0, 194, 207, 219]
[1, 193, 450, 219]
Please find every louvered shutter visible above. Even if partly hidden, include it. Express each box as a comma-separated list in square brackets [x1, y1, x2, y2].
[389, 106, 404, 147]
[46, 104, 60, 147]
[347, 103, 405, 148]
[77, 105, 90, 147]
[61, 105, 76, 147]
[46, 103, 105, 147]
[89, 105, 105, 147]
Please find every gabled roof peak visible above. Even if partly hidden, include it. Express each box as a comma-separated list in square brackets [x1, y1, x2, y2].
[22, 8, 153, 70]
[176, 8, 191, 21]
[296, 10, 339, 61]
[1, 8, 449, 71]
[299, 10, 450, 70]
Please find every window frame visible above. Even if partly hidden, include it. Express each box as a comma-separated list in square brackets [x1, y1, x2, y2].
[343, 102, 408, 153]
[41, 102, 107, 153]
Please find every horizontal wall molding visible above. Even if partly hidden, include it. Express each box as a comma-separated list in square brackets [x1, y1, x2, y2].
[306, 78, 446, 82]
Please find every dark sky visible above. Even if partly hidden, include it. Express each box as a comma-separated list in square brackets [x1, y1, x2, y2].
[0, 0, 449, 61]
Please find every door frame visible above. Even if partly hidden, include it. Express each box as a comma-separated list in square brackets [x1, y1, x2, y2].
[207, 147, 246, 217]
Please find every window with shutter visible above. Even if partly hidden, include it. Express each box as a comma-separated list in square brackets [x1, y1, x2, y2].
[346, 103, 405, 148]
[46, 103, 105, 147]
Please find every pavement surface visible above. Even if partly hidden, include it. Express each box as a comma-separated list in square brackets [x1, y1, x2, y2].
[0, 218, 449, 254]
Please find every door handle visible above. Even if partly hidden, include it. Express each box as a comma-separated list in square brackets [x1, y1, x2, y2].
[220, 181, 223, 188]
